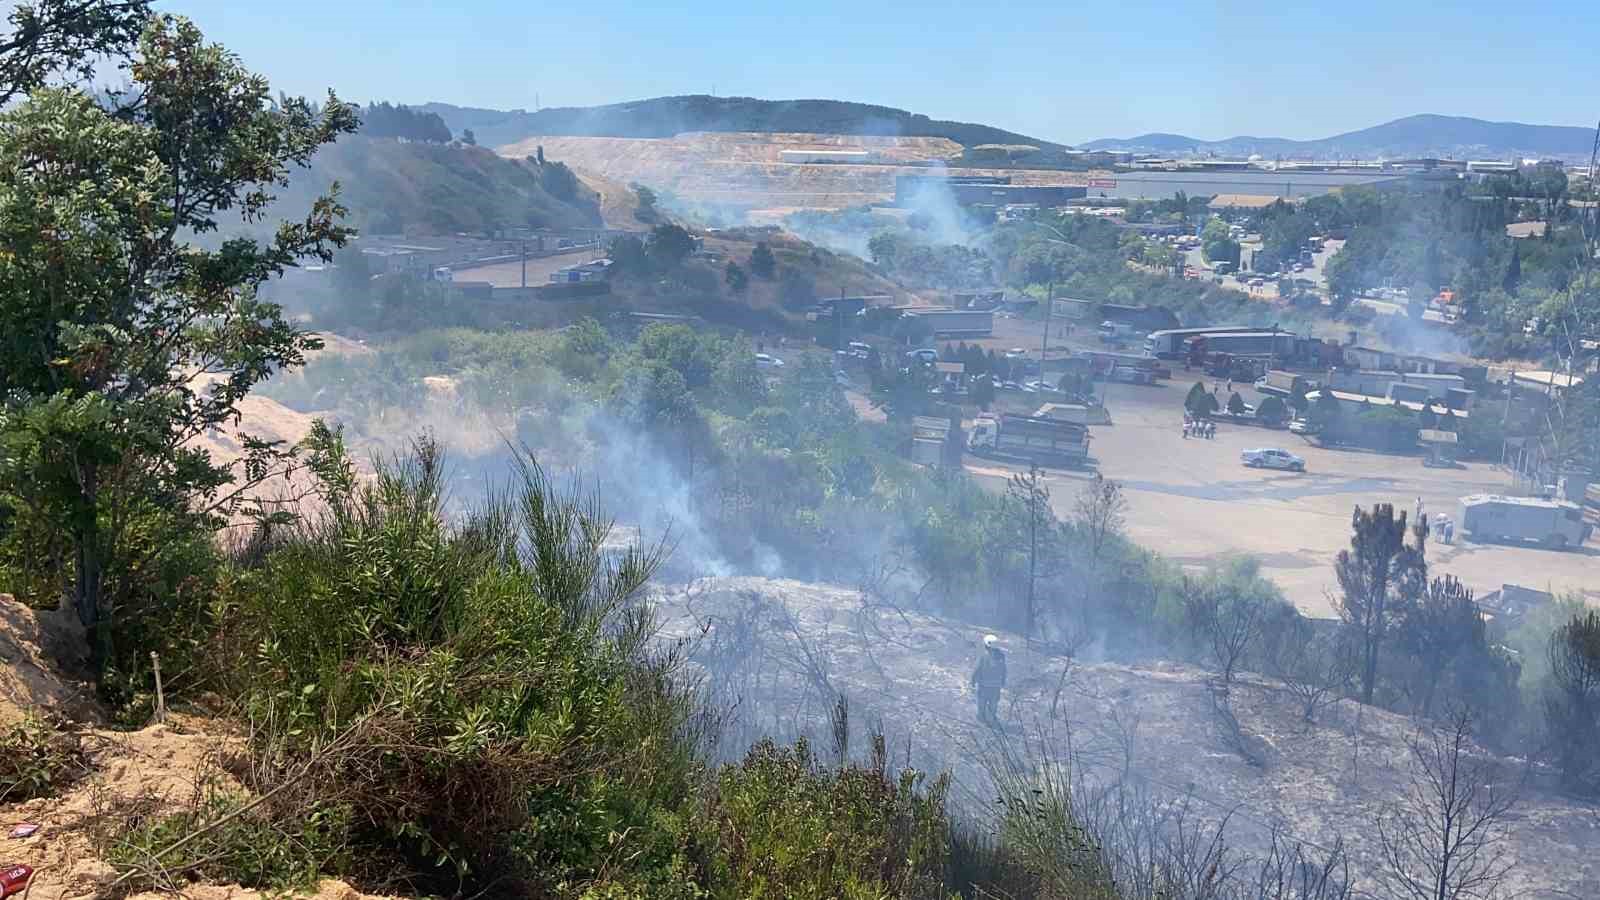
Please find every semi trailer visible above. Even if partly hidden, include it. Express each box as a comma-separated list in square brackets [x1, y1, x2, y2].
[967, 413, 1091, 468]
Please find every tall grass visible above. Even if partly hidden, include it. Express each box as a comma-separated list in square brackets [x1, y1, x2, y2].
[195, 434, 1036, 898]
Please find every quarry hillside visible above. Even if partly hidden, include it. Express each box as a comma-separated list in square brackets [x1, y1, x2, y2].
[499, 131, 1104, 216]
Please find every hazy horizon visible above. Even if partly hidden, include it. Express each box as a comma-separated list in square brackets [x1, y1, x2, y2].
[158, 0, 1600, 146]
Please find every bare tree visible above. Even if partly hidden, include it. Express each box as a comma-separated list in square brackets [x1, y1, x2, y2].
[1273, 628, 1355, 724]
[1006, 463, 1052, 640]
[1072, 473, 1127, 578]
[1071, 474, 1127, 638]
[1375, 708, 1519, 900]
[1254, 828, 1354, 900]
[1182, 576, 1264, 686]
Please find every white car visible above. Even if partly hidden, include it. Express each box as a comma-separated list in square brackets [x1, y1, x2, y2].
[755, 353, 784, 369]
[906, 348, 938, 364]
[1241, 448, 1305, 471]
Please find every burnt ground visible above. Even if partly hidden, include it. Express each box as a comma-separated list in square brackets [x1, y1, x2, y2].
[657, 576, 1600, 899]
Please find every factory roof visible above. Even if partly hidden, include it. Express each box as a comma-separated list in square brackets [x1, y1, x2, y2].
[1209, 194, 1286, 209]
[1511, 370, 1585, 389]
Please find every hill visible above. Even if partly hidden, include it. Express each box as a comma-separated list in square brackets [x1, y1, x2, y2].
[1084, 113, 1597, 160]
[274, 135, 603, 236]
[419, 95, 1061, 151]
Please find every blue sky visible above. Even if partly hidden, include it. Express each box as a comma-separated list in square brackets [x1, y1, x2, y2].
[162, 1, 1597, 145]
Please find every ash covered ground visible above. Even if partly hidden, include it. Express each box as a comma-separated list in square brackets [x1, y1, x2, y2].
[655, 576, 1600, 899]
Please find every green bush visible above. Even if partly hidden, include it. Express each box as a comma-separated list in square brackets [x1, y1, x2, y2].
[0, 715, 84, 802]
[703, 735, 952, 900]
[212, 436, 707, 894]
[105, 786, 350, 894]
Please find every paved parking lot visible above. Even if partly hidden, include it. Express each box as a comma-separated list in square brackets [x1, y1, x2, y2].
[968, 376, 1598, 617]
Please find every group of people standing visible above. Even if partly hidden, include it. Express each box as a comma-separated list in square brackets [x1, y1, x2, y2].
[1183, 415, 1215, 439]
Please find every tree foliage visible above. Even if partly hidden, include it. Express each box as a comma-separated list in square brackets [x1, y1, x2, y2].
[0, 15, 356, 673]
[1334, 504, 1427, 706]
[358, 101, 451, 142]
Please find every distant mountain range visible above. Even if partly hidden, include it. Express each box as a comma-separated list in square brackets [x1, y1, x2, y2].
[418, 96, 1061, 151]
[1082, 114, 1597, 161]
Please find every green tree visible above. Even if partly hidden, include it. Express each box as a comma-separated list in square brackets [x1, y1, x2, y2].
[608, 234, 648, 275]
[1226, 391, 1247, 416]
[459, 127, 476, 146]
[1502, 244, 1522, 294]
[1547, 611, 1600, 789]
[0, 15, 356, 670]
[1256, 394, 1288, 426]
[971, 375, 995, 409]
[725, 260, 749, 293]
[646, 223, 695, 270]
[1335, 504, 1428, 706]
[631, 182, 660, 223]
[0, 1, 153, 107]
[1309, 390, 1342, 432]
[1185, 381, 1218, 417]
[750, 241, 777, 279]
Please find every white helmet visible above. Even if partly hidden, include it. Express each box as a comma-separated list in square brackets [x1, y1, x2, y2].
[983, 633, 999, 648]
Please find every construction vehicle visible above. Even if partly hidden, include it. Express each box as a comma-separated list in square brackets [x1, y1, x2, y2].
[967, 413, 1090, 468]
[1457, 494, 1593, 550]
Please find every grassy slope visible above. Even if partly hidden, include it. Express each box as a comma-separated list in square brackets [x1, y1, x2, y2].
[420, 95, 1061, 150]
[277, 136, 603, 236]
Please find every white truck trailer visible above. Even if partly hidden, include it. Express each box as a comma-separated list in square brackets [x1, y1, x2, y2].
[1457, 494, 1593, 550]
[967, 413, 1090, 468]
[901, 308, 993, 338]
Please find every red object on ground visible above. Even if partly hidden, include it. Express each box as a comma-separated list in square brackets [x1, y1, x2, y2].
[0, 864, 32, 897]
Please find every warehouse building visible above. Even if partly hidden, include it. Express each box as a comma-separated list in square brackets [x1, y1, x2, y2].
[1082, 169, 1452, 202]
[894, 175, 1086, 208]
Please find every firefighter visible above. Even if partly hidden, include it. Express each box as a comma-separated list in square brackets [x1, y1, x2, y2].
[970, 634, 1007, 727]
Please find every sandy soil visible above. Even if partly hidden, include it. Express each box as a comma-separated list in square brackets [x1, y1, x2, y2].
[965, 378, 1599, 617]
[0, 595, 396, 900]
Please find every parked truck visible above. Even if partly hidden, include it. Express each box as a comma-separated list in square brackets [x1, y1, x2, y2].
[1457, 494, 1593, 550]
[1256, 370, 1310, 397]
[967, 413, 1090, 468]
[901, 308, 993, 338]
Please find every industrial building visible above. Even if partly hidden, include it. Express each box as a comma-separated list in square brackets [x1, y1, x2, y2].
[1080, 169, 1453, 203]
[894, 175, 1086, 208]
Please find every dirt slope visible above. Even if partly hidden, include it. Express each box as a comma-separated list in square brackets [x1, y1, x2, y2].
[0, 595, 395, 900]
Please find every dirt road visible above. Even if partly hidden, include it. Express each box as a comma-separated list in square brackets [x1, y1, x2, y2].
[967, 377, 1598, 616]
[453, 248, 601, 288]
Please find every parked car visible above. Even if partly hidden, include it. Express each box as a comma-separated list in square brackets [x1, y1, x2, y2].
[906, 348, 938, 364]
[755, 353, 784, 369]
[1288, 418, 1319, 435]
[1241, 448, 1305, 471]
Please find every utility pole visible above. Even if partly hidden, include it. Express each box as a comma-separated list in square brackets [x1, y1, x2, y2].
[520, 240, 527, 289]
[1040, 278, 1053, 378]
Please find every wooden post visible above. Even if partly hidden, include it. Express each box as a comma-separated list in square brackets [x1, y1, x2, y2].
[150, 651, 166, 724]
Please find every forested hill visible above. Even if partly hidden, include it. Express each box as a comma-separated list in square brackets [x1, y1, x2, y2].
[276, 135, 601, 236]
[419, 95, 1061, 150]
[1084, 114, 1597, 160]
